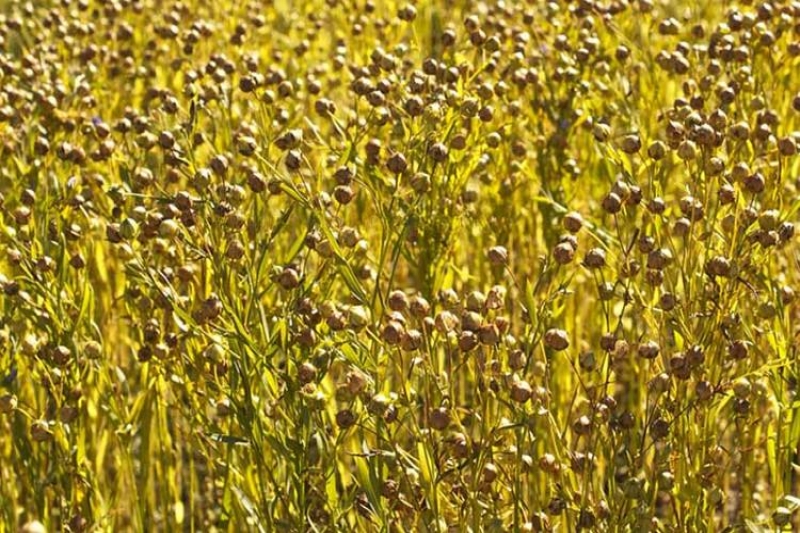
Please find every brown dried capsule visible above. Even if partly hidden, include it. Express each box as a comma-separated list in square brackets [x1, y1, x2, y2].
[647, 248, 673, 270]
[553, 242, 575, 265]
[602, 192, 622, 214]
[544, 328, 569, 351]
[382, 321, 404, 345]
[728, 340, 750, 360]
[705, 256, 732, 278]
[743, 172, 765, 194]
[647, 140, 667, 160]
[386, 152, 408, 174]
[638, 340, 660, 359]
[510, 380, 532, 403]
[488, 246, 508, 265]
[458, 331, 479, 352]
[428, 142, 448, 162]
[429, 407, 450, 430]
[619, 134, 642, 154]
[778, 136, 797, 156]
[336, 409, 356, 429]
[583, 248, 606, 269]
[0, 394, 17, 414]
[334, 185, 355, 204]
[562, 212, 583, 233]
[409, 296, 430, 318]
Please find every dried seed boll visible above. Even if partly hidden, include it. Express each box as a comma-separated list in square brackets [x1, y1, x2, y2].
[602, 192, 622, 214]
[648, 197, 666, 215]
[333, 166, 354, 185]
[209, 154, 229, 176]
[706, 157, 725, 176]
[583, 248, 606, 269]
[638, 340, 660, 359]
[732, 397, 750, 416]
[647, 248, 673, 270]
[676, 140, 697, 160]
[464, 291, 486, 313]
[509, 349, 526, 371]
[404, 96, 424, 117]
[539, 453, 561, 477]
[635, 235, 654, 254]
[400, 329, 423, 351]
[705, 256, 732, 278]
[482, 462, 498, 483]
[693, 380, 714, 402]
[544, 328, 569, 351]
[31, 420, 53, 442]
[598, 282, 616, 301]
[592, 123, 611, 142]
[780, 222, 795, 243]
[573, 415, 592, 435]
[778, 136, 797, 156]
[459, 331, 479, 352]
[733, 377, 751, 399]
[562, 211, 584, 233]
[285, 150, 303, 170]
[334, 186, 355, 204]
[679, 195, 704, 220]
[758, 209, 780, 231]
[386, 152, 408, 174]
[619, 134, 641, 154]
[728, 340, 750, 360]
[578, 509, 596, 529]
[487, 245, 508, 265]
[718, 183, 736, 204]
[428, 142, 448, 162]
[336, 409, 356, 429]
[388, 290, 409, 312]
[553, 242, 575, 264]
[0, 394, 17, 414]
[478, 323, 500, 345]
[485, 285, 506, 310]
[382, 321, 404, 345]
[433, 311, 457, 334]
[409, 295, 430, 318]
[429, 407, 450, 430]
[647, 140, 667, 160]
[461, 311, 482, 332]
[659, 291, 678, 311]
[649, 373, 671, 394]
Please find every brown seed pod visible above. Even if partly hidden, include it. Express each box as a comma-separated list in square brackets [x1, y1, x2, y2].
[705, 256, 732, 278]
[511, 380, 533, 403]
[728, 340, 750, 360]
[386, 152, 408, 174]
[429, 407, 450, 431]
[583, 248, 606, 269]
[619, 134, 641, 154]
[487, 246, 508, 265]
[544, 328, 569, 351]
[336, 409, 357, 429]
[553, 242, 575, 265]
[637, 340, 660, 359]
[562, 211, 583, 233]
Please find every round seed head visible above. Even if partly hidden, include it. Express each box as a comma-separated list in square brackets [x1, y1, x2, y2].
[510, 379, 532, 403]
[430, 407, 450, 430]
[638, 340, 660, 359]
[583, 248, 606, 269]
[544, 328, 569, 351]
